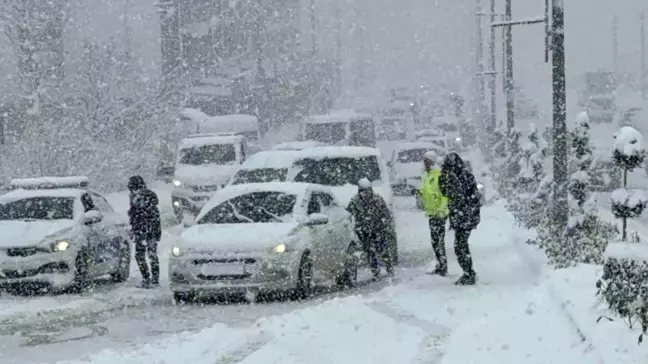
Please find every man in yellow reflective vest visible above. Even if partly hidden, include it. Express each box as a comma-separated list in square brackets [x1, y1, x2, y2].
[419, 151, 450, 276]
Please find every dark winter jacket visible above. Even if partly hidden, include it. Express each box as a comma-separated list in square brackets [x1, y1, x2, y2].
[128, 177, 162, 242]
[439, 153, 481, 231]
[346, 191, 394, 243]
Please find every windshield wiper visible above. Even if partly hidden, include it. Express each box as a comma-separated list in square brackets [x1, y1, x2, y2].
[227, 202, 254, 223]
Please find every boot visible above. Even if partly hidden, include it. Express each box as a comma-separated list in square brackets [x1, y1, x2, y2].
[455, 272, 477, 286]
[137, 279, 151, 289]
[429, 265, 448, 277]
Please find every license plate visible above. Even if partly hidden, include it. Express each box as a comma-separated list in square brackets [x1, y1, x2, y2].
[200, 263, 244, 276]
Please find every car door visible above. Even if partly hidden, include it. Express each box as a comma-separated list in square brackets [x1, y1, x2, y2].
[305, 192, 335, 279]
[80, 193, 109, 276]
[315, 192, 350, 271]
[90, 193, 124, 268]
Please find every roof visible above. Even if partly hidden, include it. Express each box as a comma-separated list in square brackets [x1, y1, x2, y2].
[179, 134, 244, 149]
[9, 176, 89, 190]
[199, 182, 321, 219]
[305, 110, 373, 124]
[395, 142, 447, 151]
[196, 114, 259, 133]
[239, 151, 300, 170]
[270, 140, 328, 151]
[180, 108, 209, 122]
[0, 188, 84, 203]
[297, 146, 381, 160]
[203, 114, 258, 124]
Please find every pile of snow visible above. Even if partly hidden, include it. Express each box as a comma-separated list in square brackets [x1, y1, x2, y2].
[612, 126, 645, 157]
[610, 188, 648, 209]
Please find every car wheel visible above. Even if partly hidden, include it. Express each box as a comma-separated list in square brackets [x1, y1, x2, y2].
[293, 253, 313, 300]
[336, 243, 358, 289]
[70, 250, 91, 293]
[110, 239, 131, 283]
[173, 291, 194, 304]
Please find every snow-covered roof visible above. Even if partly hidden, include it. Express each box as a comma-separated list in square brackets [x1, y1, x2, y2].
[198, 182, 318, 219]
[0, 188, 84, 203]
[305, 110, 373, 124]
[9, 176, 89, 190]
[180, 108, 209, 122]
[414, 128, 443, 138]
[196, 114, 259, 134]
[394, 142, 446, 151]
[297, 146, 381, 160]
[179, 134, 244, 149]
[239, 151, 300, 170]
[612, 126, 645, 157]
[270, 141, 328, 151]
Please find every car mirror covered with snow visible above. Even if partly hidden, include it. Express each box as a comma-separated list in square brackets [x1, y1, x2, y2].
[83, 210, 103, 225]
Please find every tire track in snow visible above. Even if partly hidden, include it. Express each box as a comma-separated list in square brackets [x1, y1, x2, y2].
[213, 330, 274, 364]
[368, 301, 450, 363]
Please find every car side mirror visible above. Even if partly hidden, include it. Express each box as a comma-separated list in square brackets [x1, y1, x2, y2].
[83, 210, 103, 225]
[183, 219, 195, 228]
[305, 213, 329, 227]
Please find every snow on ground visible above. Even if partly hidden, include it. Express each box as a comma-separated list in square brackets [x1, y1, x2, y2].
[47, 200, 599, 364]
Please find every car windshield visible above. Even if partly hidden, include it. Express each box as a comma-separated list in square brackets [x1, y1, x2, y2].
[397, 148, 431, 163]
[230, 168, 288, 185]
[293, 156, 382, 186]
[197, 191, 297, 224]
[304, 122, 346, 144]
[179, 144, 236, 165]
[0, 197, 75, 221]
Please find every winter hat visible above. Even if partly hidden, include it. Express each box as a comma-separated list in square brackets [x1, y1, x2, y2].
[128, 175, 146, 190]
[358, 178, 372, 190]
[423, 150, 438, 163]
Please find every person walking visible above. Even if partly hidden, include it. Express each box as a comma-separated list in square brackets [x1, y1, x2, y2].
[419, 151, 450, 276]
[439, 153, 481, 285]
[347, 178, 395, 280]
[128, 176, 162, 288]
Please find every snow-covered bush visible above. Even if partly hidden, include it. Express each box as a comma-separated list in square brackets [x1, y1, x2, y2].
[611, 126, 647, 240]
[507, 125, 551, 228]
[597, 245, 648, 343]
[531, 114, 617, 268]
[493, 129, 522, 196]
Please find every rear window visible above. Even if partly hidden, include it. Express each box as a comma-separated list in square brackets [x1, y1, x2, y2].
[293, 156, 382, 186]
[397, 148, 431, 163]
[230, 168, 288, 185]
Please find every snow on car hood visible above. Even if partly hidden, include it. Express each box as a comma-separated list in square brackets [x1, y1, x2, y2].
[329, 185, 393, 207]
[174, 164, 239, 186]
[0, 220, 76, 248]
[394, 163, 423, 180]
[180, 222, 298, 253]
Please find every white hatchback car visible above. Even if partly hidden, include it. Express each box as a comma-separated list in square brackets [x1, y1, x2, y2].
[169, 182, 358, 302]
[0, 177, 131, 293]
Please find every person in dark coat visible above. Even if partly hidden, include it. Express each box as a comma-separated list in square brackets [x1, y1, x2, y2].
[128, 176, 162, 288]
[346, 178, 395, 279]
[439, 153, 480, 285]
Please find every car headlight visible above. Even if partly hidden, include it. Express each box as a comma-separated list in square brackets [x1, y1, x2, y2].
[171, 246, 184, 257]
[272, 243, 286, 253]
[455, 137, 461, 142]
[52, 240, 70, 252]
[477, 183, 484, 190]
[173, 179, 182, 187]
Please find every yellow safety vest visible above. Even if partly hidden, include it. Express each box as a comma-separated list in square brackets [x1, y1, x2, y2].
[420, 169, 449, 218]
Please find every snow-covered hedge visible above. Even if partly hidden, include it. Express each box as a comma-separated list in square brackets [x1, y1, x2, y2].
[611, 189, 648, 220]
[597, 244, 648, 343]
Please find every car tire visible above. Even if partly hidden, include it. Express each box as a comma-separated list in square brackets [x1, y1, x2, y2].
[110, 239, 131, 283]
[173, 291, 194, 304]
[70, 250, 91, 293]
[336, 243, 359, 289]
[293, 253, 313, 300]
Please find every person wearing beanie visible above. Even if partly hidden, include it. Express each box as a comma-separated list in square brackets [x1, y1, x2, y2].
[128, 176, 162, 288]
[346, 177, 395, 279]
[419, 151, 450, 276]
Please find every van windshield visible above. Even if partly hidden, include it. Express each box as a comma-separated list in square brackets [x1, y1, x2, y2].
[178, 144, 237, 165]
[293, 156, 382, 186]
[304, 123, 346, 144]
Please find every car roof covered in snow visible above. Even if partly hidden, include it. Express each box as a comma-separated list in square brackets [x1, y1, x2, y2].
[239, 151, 301, 170]
[270, 140, 328, 151]
[296, 146, 381, 160]
[180, 108, 209, 122]
[305, 110, 373, 124]
[395, 141, 445, 151]
[195, 114, 259, 134]
[9, 176, 89, 190]
[198, 182, 326, 219]
[0, 188, 84, 203]
[179, 134, 245, 149]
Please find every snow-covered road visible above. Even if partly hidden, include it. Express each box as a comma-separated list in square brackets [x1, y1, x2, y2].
[0, 197, 594, 363]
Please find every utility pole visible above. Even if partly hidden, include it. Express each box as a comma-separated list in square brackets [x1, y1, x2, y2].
[310, 0, 317, 56]
[612, 15, 619, 74]
[488, 0, 497, 135]
[503, 0, 514, 134]
[641, 11, 646, 99]
[474, 0, 486, 131]
[551, 0, 569, 232]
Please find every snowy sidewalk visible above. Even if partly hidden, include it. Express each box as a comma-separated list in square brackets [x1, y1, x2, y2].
[55, 202, 596, 364]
